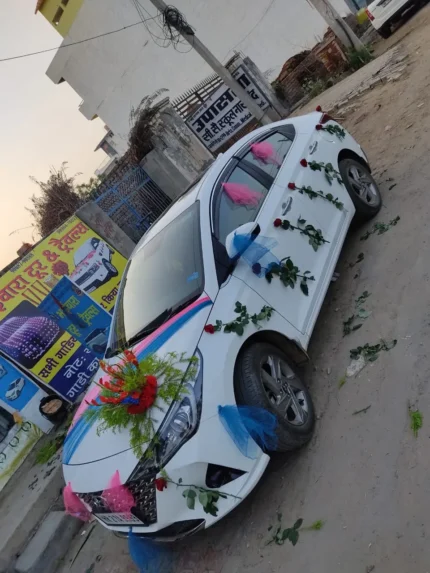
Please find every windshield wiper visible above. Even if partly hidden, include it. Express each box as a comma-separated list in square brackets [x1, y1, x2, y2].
[126, 307, 174, 347]
[125, 294, 201, 349]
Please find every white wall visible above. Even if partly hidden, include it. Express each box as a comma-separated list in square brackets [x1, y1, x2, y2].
[47, 0, 350, 144]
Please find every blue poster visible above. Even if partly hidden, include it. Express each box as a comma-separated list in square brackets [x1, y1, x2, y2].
[39, 277, 112, 358]
[0, 356, 38, 411]
[50, 345, 99, 402]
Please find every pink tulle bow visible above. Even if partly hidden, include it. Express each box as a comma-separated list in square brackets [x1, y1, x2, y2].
[250, 142, 281, 166]
[222, 182, 263, 207]
[63, 482, 92, 521]
[102, 470, 135, 514]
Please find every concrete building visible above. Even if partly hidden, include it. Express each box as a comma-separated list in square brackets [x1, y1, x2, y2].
[35, 0, 85, 37]
[36, 0, 351, 144]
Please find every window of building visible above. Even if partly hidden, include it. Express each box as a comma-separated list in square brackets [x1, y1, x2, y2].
[53, 6, 64, 25]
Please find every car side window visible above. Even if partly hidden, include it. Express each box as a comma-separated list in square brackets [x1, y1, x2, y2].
[242, 131, 293, 179]
[216, 166, 269, 245]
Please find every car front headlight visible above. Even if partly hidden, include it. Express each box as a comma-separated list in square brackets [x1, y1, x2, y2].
[128, 350, 203, 481]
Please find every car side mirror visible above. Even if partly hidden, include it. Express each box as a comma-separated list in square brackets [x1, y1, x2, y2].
[225, 222, 261, 260]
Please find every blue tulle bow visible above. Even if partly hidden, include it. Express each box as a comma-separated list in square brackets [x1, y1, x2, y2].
[218, 405, 278, 459]
[128, 531, 173, 573]
[231, 231, 280, 277]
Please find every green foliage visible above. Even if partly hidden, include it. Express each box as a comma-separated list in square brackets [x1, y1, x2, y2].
[296, 184, 343, 210]
[75, 176, 103, 200]
[343, 291, 372, 336]
[267, 513, 303, 546]
[347, 46, 374, 71]
[409, 407, 423, 438]
[302, 77, 331, 99]
[308, 161, 343, 185]
[213, 302, 274, 336]
[321, 124, 346, 140]
[350, 339, 397, 362]
[35, 421, 70, 465]
[278, 217, 329, 252]
[360, 216, 400, 241]
[85, 352, 198, 458]
[265, 257, 315, 295]
[307, 519, 325, 531]
[163, 473, 237, 517]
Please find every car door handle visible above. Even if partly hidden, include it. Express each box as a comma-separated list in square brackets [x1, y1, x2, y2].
[281, 196, 293, 216]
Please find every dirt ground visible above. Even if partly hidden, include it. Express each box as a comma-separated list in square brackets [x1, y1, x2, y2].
[58, 6, 430, 572]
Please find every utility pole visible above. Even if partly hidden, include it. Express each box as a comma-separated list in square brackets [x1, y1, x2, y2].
[308, 0, 364, 49]
[147, 0, 272, 125]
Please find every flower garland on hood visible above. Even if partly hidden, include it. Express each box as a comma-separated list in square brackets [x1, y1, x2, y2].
[85, 350, 198, 458]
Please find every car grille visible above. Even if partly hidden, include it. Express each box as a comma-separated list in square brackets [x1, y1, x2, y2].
[79, 474, 157, 527]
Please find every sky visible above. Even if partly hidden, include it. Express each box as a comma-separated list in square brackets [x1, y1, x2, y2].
[0, 0, 106, 269]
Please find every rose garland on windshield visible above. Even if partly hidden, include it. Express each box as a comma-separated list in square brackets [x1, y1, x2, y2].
[84, 350, 198, 458]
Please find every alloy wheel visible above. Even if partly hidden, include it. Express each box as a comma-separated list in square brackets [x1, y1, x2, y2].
[260, 354, 309, 426]
[347, 165, 379, 206]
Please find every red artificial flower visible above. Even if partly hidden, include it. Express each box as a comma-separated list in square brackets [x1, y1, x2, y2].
[155, 478, 168, 492]
[316, 124, 323, 131]
[204, 324, 215, 334]
[145, 375, 158, 388]
[124, 349, 139, 367]
[316, 105, 322, 112]
[288, 182, 296, 190]
[300, 158, 308, 167]
[273, 218, 282, 228]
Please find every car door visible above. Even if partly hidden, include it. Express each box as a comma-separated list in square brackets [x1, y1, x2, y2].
[212, 125, 345, 335]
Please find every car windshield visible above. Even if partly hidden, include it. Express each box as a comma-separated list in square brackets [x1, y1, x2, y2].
[107, 202, 204, 356]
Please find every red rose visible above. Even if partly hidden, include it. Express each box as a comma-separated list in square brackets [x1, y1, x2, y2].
[204, 324, 215, 334]
[145, 375, 158, 388]
[316, 124, 323, 131]
[155, 478, 168, 492]
[273, 218, 282, 228]
[300, 159, 308, 167]
[316, 105, 322, 112]
[288, 182, 296, 190]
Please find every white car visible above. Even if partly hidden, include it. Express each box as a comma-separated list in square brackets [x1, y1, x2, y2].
[64, 112, 381, 540]
[5, 377, 25, 401]
[366, 0, 418, 38]
[70, 237, 118, 293]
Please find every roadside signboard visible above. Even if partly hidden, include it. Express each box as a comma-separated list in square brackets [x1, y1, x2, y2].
[0, 300, 99, 403]
[39, 277, 112, 359]
[0, 215, 126, 316]
[0, 355, 53, 432]
[186, 63, 270, 152]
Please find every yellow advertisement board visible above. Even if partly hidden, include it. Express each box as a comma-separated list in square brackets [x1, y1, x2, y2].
[0, 215, 127, 316]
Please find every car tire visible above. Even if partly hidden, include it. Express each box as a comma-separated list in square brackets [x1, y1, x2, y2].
[339, 157, 382, 222]
[378, 24, 392, 39]
[234, 342, 315, 452]
[103, 259, 118, 277]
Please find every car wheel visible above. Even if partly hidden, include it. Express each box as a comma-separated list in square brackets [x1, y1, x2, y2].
[378, 24, 392, 39]
[234, 342, 315, 452]
[103, 259, 118, 277]
[339, 157, 382, 222]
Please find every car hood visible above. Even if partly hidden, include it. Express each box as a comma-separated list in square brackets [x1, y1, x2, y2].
[63, 294, 212, 469]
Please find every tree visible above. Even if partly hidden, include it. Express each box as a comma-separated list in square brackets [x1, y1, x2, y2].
[75, 176, 103, 200]
[28, 163, 86, 237]
[128, 89, 168, 164]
